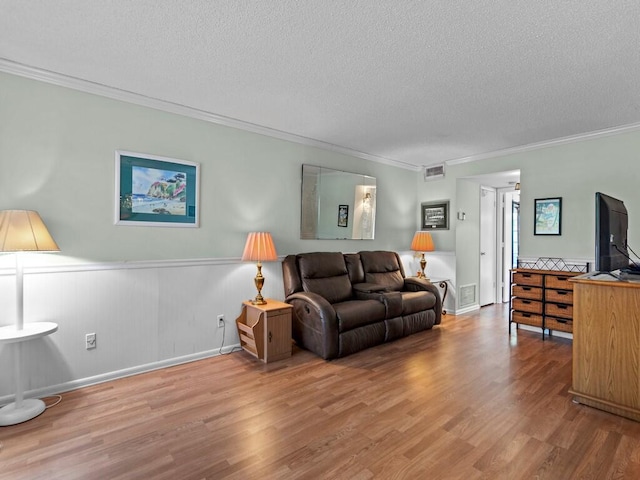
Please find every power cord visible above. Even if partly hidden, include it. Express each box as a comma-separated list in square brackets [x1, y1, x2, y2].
[218, 319, 242, 356]
[45, 395, 62, 409]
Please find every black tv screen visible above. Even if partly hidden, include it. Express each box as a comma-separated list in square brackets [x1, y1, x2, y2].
[595, 192, 629, 272]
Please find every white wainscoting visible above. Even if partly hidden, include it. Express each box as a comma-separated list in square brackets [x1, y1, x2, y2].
[0, 258, 285, 403]
[1, 252, 458, 403]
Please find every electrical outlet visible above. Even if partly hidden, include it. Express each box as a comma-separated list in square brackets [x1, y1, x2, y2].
[86, 333, 97, 350]
[217, 314, 225, 328]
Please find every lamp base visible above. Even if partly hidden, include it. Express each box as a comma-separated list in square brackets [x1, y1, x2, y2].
[0, 398, 46, 426]
[251, 297, 267, 305]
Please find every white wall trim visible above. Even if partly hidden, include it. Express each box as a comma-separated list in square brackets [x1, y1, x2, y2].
[4, 60, 640, 172]
[0, 255, 271, 276]
[454, 304, 480, 315]
[0, 58, 419, 172]
[0, 344, 241, 406]
[445, 121, 640, 167]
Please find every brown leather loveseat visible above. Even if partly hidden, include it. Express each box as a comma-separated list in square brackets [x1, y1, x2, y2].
[282, 251, 442, 359]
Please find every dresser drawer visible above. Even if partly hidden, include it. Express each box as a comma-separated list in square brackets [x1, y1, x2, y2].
[513, 298, 543, 314]
[546, 316, 573, 333]
[545, 289, 573, 304]
[545, 302, 573, 319]
[512, 285, 543, 301]
[545, 274, 575, 291]
[513, 272, 543, 287]
[512, 311, 543, 328]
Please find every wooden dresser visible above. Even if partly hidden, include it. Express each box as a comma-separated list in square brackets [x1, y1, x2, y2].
[510, 268, 581, 337]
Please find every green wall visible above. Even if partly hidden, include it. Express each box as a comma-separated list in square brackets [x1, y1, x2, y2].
[0, 72, 418, 263]
[417, 131, 640, 306]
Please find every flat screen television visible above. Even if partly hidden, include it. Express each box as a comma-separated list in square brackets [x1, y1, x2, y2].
[595, 192, 629, 272]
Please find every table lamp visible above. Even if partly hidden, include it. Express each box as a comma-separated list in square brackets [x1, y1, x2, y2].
[241, 232, 278, 305]
[411, 231, 435, 280]
[0, 210, 59, 426]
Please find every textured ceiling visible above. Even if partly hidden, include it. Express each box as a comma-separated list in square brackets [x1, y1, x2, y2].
[1, 1, 640, 169]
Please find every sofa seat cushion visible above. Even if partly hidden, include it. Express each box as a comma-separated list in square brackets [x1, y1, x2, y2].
[334, 299, 387, 332]
[401, 291, 436, 315]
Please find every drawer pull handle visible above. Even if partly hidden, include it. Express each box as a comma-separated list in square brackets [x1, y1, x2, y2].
[556, 305, 568, 310]
[556, 276, 568, 281]
[556, 291, 568, 295]
[556, 319, 568, 324]
[268, 331, 272, 343]
[522, 287, 532, 291]
[522, 274, 532, 278]
[522, 313, 531, 318]
[522, 300, 532, 304]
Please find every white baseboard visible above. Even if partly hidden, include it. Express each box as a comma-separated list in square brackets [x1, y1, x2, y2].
[454, 304, 480, 315]
[0, 343, 241, 406]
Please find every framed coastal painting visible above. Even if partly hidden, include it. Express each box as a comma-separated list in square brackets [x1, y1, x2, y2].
[534, 197, 562, 235]
[115, 151, 200, 227]
[421, 200, 449, 230]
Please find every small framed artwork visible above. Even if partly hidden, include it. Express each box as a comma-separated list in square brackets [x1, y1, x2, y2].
[115, 151, 200, 227]
[338, 205, 349, 227]
[421, 200, 449, 230]
[534, 197, 562, 235]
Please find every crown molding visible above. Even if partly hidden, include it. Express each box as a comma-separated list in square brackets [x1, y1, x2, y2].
[6, 58, 637, 173]
[0, 58, 420, 172]
[445, 121, 640, 166]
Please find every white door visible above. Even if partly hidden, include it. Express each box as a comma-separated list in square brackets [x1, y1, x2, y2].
[480, 187, 497, 306]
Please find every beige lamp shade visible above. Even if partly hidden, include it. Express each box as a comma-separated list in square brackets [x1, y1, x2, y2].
[0, 210, 60, 252]
[241, 232, 278, 262]
[410, 231, 435, 252]
[242, 232, 277, 305]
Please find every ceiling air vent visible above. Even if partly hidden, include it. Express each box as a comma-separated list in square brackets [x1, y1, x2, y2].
[424, 164, 445, 181]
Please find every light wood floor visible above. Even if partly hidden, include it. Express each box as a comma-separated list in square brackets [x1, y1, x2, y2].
[2, 304, 640, 479]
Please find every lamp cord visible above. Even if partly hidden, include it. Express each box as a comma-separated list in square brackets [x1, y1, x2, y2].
[45, 395, 62, 409]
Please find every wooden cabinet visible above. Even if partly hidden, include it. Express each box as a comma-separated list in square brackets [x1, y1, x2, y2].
[510, 268, 580, 337]
[236, 300, 292, 363]
[569, 275, 640, 422]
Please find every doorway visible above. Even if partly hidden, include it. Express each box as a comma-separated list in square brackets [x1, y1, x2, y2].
[480, 187, 497, 306]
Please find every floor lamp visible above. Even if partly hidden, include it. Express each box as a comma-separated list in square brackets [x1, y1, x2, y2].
[0, 210, 59, 426]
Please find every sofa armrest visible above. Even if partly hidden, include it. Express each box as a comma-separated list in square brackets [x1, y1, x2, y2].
[353, 282, 389, 293]
[403, 277, 442, 323]
[404, 277, 437, 294]
[353, 283, 389, 302]
[285, 291, 339, 359]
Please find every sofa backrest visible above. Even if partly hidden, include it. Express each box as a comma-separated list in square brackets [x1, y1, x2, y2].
[344, 253, 365, 284]
[358, 251, 406, 291]
[296, 252, 353, 304]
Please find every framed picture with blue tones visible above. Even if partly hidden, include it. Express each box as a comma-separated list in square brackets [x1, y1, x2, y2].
[115, 151, 200, 227]
[534, 197, 561, 235]
[338, 205, 349, 227]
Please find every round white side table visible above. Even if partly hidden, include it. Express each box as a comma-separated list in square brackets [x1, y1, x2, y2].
[0, 322, 58, 426]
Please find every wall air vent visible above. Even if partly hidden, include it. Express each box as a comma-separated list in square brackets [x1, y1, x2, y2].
[459, 284, 477, 307]
[424, 164, 445, 181]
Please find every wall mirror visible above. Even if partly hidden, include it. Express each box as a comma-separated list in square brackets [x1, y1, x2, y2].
[301, 164, 377, 240]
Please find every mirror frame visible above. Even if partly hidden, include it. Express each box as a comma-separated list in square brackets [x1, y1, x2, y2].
[300, 164, 377, 240]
